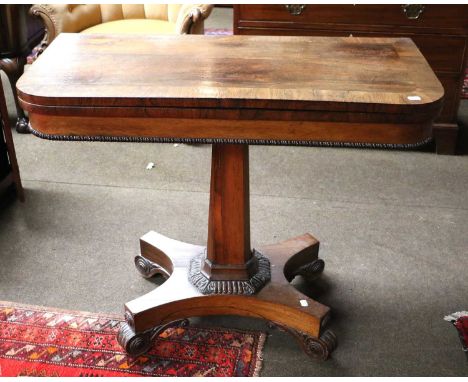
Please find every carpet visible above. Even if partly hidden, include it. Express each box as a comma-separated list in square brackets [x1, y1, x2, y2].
[444, 311, 468, 360]
[0, 301, 265, 377]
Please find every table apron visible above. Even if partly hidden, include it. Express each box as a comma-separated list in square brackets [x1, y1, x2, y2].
[28, 113, 432, 146]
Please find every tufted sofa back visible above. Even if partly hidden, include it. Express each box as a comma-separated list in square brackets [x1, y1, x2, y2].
[44, 4, 185, 34]
[30, 3, 213, 50]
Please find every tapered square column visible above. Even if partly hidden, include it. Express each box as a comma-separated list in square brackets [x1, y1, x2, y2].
[188, 144, 270, 294]
[205, 143, 253, 279]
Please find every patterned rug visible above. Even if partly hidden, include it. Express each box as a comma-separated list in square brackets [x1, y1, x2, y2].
[445, 311, 468, 360]
[0, 301, 265, 377]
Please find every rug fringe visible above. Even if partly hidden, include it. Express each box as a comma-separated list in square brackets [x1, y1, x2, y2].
[444, 311, 468, 322]
[252, 332, 267, 377]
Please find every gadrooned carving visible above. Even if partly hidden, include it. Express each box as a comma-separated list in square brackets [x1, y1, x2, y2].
[188, 250, 271, 295]
[28, 124, 433, 150]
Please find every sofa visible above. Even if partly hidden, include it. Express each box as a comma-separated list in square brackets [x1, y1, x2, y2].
[30, 4, 214, 53]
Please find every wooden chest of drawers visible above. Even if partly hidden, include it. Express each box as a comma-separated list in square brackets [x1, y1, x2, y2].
[234, 4, 468, 154]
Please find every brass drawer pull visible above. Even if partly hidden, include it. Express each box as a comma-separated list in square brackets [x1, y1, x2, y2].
[401, 4, 425, 20]
[284, 5, 306, 16]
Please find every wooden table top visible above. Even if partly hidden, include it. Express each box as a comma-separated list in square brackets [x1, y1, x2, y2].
[17, 34, 444, 146]
[18, 33, 443, 115]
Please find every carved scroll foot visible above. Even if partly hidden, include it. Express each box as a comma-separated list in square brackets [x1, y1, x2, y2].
[117, 322, 153, 357]
[268, 322, 337, 360]
[281, 236, 324, 283]
[290, 258, 325, 283]
[299, 329, 337, 360]
[134, 254, 170, 279]
[117, 315, 190, 357]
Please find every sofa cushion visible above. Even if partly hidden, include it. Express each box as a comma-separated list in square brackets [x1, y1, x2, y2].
[81, 19, 176, 35]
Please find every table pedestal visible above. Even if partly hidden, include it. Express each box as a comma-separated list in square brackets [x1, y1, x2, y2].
[117, 144, 337, 360]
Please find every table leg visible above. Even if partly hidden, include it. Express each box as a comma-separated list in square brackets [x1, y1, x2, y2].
[118, 144, 336, 360]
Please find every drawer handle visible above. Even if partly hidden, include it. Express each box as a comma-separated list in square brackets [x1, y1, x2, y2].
[284, 4, 306, 16]
[401, 4, 425, 20]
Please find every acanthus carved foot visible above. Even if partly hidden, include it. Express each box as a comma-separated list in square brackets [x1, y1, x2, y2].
[134, 255, 170, 279]
[299, 329, 337, 360]
[117, 314, 190, 357]
[117, 322, 153, 357]
[287, 259, 325, 283]
[267, 322, 337, 361]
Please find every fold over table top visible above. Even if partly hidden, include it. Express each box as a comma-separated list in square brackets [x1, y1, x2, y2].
[17, 34, 444, 147]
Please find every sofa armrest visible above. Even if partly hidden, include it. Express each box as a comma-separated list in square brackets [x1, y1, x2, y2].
[175, 4, 213, 34]
[30, 4, 61, 49]
[30, 4, 102, 47]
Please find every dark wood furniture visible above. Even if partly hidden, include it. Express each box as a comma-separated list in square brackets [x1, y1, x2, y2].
[0, 4, 44, 133]
[17, 34, 443, 360]
[233, 4, 468, 154]
[0, 80, 24, 202]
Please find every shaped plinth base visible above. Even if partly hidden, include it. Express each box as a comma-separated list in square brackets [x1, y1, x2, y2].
[188, 250, 271, 295]
[118, 231, 335, 360]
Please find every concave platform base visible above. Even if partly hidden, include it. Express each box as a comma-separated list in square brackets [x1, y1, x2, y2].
[118, 231, 337, 360]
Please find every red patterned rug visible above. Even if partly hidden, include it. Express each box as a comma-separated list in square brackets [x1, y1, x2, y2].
[445, 311, 468, 360]
[0, 301, 265, 377]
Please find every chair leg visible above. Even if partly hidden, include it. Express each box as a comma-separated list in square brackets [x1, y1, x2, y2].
[0, 57, 29, 134]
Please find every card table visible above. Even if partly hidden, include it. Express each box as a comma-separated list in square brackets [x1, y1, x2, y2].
[17, 34, 443, 360]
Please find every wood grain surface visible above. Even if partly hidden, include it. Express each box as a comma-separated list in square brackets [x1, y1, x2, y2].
[17, 33, 444, 145]
[128, 231, 329, 338]
[233, 4, 465, 154]
[18, 33, 443, 114]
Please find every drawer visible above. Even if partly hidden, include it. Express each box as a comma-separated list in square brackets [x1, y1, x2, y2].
[236, 5, 468, 33]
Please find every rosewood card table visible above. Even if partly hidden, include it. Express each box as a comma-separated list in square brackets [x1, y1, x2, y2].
[17, 34, 443, 360]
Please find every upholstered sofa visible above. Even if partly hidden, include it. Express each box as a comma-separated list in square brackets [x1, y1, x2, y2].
[30, 4, 213, 51]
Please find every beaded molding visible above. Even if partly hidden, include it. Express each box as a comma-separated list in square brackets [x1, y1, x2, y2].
[29, 124, 433, 150]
